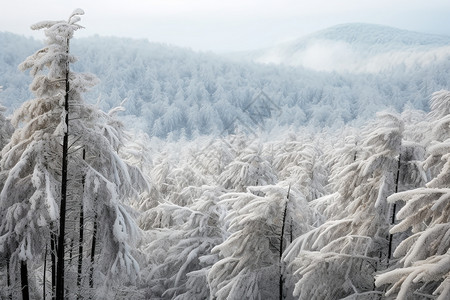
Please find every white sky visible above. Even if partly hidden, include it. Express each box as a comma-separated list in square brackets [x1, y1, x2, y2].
[1, 0, 450, 52]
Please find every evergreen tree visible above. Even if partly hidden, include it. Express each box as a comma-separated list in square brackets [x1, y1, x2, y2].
[376, 91, 450, 299]
[208, 184, 314, 299]
[0, 103, 13, 155]
[0, 10, 144, 299]
[219, 143, 277, 192]
[0, 10, 87, 298]
[140, 187, 226, 299]
[272, 137, 328, 202]
[283, 112, 405, 299]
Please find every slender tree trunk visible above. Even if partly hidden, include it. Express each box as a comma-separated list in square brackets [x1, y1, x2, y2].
[51, 231, 56, 300]
[388, 154, 401, 262]
[69, 238, 74, 264]
[279, 185, 290, 300]
[56, 37, 70, 300]
[289, 220, 293, 244]
[89, 213, 98, 290]
[353, 141, 358, 161]
[77, 149, 86, 299]
[76, 205, 84, 297]
[20, 260, 30, 300]
[6, 255, 12, 300]
[43, 245, 47, 300]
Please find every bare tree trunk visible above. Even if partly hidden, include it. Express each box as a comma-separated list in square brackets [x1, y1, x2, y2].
[289, 221, 293, 244]
[279, 185, 291, 300]
[56, 37, 70, 300]
[89, 213, 98, 290]
[20, 260, 30, 300]
[43, 245, 47, 300]
[69, 238, 74, 264]
[77, 150, 86, 299]
[51, 231, 56, 300]
[388, 154, 401, 262]
[353, 141, 358, 161]
[6, 255, 12, 300]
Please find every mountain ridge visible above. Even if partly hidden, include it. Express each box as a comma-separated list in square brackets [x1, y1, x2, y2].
[239, 23, 450, 72]
[297, 23, 450, 47]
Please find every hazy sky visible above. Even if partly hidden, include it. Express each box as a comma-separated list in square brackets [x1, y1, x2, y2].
[1, 0, 450, 52]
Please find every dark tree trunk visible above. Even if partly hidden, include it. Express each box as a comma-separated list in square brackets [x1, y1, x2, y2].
[6, 255, 12, 300]
[279, 186, 290, 300]
[89, 213, 98, 290]
[76, 205, 84, 297]
[43, 245, 47, 300]
[51, 231, 56, 300]
[77, 149, 86, 299]
[20, 260, 30, 300]
[353, 141, 358, 161]
[388, 154, 401, 262]
[69, 238, 74, 264]
[56, 37, 70, 300]
[289, 221, 293, 244]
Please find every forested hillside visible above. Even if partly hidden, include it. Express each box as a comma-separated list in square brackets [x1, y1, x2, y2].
[245, 23, 450, 72]
[2, 26, 450, 139]
[0, 12, 449, 299]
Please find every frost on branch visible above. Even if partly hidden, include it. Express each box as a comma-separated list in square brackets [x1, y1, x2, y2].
[376, 92, 450, 299]
[283, 112, 405, 299]
[219, 143, 277, 192]
[208, 184, 314, 299]
[139, 187, 226, 299]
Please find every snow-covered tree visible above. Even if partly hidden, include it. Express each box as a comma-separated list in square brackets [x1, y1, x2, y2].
[148, 149, 206, 207]
[208, 184, 314, 299]
[0, 103, 13, 154]
[189, 137, 235, 182]
[73, 104, 145, 299]
[283, 112, 405, 299]
[272, 137, 328, 202]
[375, 90, 450, 299]
[119, 130, 155, 211]
[0, 10, 144, 299]
[140, 186, 226, 299]
[219, 143, 277, 192]
[325, 128, 362, 182]
[0, 10, 88, 298]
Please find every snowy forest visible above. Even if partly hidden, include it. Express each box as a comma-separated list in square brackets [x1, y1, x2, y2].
[0, 9, 449, 300]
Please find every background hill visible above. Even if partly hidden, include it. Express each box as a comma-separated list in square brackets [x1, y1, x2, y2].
[1, 24, 450, 138]
[241, 23, 450, 73]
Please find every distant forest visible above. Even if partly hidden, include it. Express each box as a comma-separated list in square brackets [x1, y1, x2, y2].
[1, 31, 450, 139]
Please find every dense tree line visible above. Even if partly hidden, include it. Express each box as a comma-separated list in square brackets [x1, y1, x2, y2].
[136, 94, 448, 299]
[0, 11, 145, 299]
[2, 27, 450, 139]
